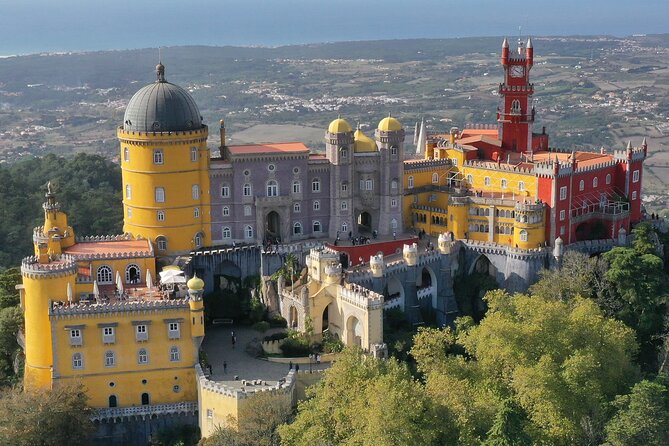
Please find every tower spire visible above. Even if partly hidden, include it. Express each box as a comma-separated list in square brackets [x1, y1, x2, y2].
[156, 48, 165, 82]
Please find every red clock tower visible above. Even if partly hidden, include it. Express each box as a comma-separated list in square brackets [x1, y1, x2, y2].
[498, 37, 534, 153]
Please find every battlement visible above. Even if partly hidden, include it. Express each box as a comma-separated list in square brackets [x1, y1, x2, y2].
[498, 83, 534, 94]
[534, 158, 573, 178]
[574, 159, 617, 174]
[117, 125, 209, 141]
[21, 255, 77, 278]
[463, 159, 534, 174]
[49, 297, 189, 317]
[75, 233, 135, 243]
[196, 364, 296, 400]
[324, 263, 342, 277]
[339, 285, 383, 310]
[613, 146, 646, 163]
[404, 158, 451, 172]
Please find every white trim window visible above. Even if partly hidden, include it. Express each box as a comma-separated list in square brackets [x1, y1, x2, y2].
[138, 348, 148, 365]
[222, 206, 230, 217]
[266, 180, 279, 197]
[222, 227, 231, 239]
[153, 149, 164, 165]
[518, 181, 525, 192]
[168, 322, 180, 340]
[125, 185, 132, 200]
[192, 185, 200, 200]
[519, 229, 528, 242]
[243, 183, 252, 197]
[244, 205, 252, 216]
[221, 185, 230, 198]
[313, 221, 321, 233]
[293, 222, 302, 235]
[245, 225, 254, 239]
[313, 200, 320, 211]
[484, 177, 491, 186]
[632, 170, 640, 183]
[155, 187, 165, 203]
[191, 147, 198, 162]
[169, 346, 181, 362]
[408, 176, 414, 189]
[312, 178, 321, 193]
[292, 181, 301, 194]
[559, 186, 567, 200]
[293, 203, 301, 213]
[104, 350, 115, 367]
[72, 352, 83, 370]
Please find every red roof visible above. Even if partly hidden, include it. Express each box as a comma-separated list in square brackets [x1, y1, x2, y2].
[533, 150, 614, 168]
[227, 142, 310, 155]
[64, 239, 152, 257]
[460, 128, 499, 138]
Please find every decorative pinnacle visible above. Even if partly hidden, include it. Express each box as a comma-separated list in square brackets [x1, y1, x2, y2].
[526, 37, 533, 49]
[502, 37, 509, 49]
[626, 140, 633, 150]
[156, 62, 165, 82]
[642, 137, 647, 147]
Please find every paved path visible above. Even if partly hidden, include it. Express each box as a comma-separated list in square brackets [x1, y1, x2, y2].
[201, 324, 329, 388]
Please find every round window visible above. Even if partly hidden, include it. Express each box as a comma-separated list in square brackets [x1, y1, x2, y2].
[293, 167, 300, 174]
[268, 164, 276, 172]
[141, 379, 148, 385]
[243, 169, 250, 176]
[173, 385, 181, 393]
[109, 382, 115, 388]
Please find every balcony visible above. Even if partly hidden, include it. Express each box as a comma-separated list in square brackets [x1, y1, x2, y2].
[91, 401, 198, 422]
[571, 200, 629, 225]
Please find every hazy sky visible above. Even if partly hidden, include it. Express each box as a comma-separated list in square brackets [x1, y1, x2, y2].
[0, 0, 666, 55]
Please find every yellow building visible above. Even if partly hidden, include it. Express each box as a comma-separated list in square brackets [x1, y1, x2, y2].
[119, 62, 211, 256]
[404, 134, 545, 249]
[20, 188, 205, 410]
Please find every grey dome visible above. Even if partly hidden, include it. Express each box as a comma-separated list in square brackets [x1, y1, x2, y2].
[123, 64, 203, 132]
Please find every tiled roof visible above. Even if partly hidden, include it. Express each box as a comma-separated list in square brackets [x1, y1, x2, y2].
[64, 239, 152, 257]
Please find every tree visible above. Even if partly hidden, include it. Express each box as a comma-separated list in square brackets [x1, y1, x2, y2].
[413, 290, 639, 445]
[603, 378, 669, 446]
[201, 389, 293, 446]
[278, 348, 454, 446]
[0, 306, 23, 384]
[481, 399, 532, 446]
[0, 383, 94, 445]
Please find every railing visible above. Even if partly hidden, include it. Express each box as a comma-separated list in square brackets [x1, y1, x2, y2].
[91, 401, 198, 421]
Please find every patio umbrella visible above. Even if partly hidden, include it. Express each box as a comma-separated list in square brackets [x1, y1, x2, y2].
[93, 280, 100, 299]
[116, 271, 124, 294]
[146, 270, 153, 290]
[66, 282, 73, 303]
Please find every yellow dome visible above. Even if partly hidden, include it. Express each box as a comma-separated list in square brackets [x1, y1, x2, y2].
[187, 274, 205, 291]
[328, 117, 352, 134]
[354, 129, 378, 153]
[377, 116, 402, 132]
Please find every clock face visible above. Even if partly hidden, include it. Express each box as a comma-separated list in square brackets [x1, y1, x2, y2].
[510, 65, 525, 78]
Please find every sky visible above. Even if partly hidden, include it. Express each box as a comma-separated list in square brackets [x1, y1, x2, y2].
[0, 0, 666, 55]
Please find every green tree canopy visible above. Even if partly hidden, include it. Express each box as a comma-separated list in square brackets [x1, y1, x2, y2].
[278, 348, 455, 446]
[0, 383, 94, 446]
[603, 377, 669, 446]
[412, 290, 639, 445]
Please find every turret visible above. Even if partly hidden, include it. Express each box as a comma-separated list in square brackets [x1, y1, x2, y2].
[37, 182, 75, 258]
[526, 37, 533, 66]
[323, 262, 342, 285]
[501, 37, 509, 66]
[370, 254, 385, 278]
[403, 243, 418, 266]
[437, 233, 454, 255]
[187, 274, 205, 343]
[553, 236, 564, 261]
[219, 119, 226, 155]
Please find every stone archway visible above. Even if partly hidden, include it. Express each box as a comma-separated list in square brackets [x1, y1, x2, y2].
[289, 305, 299, 329]
[346, 315, 363, 347]
[358, 211, 372, 233]
[470, 254, 497, 277]
[322, 304, 331, 333]
[215, 260, 241, 291]
[266, 211, 281, 241]
[386, 276, 405, 308]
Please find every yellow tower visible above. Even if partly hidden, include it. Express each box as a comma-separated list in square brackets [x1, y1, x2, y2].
[118, 63, 211, 256]
[34, 182, 75, 261]
[21, 256, 77, 390]
[187, 274, 205, 343]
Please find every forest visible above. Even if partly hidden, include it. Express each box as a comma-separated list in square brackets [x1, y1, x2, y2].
[0, 153, 123, 269]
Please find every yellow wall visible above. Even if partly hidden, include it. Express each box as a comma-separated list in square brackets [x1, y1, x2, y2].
[461, 165, 536, 197]
[52, 306, 198, 408]
[119, 127, 211, 254]
[22, 271, 76, 391]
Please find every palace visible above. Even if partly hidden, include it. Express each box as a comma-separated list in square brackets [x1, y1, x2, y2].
[17, 38, 646, 442]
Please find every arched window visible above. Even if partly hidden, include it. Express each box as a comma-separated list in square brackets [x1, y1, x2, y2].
[221, 184, 230, 197]
[606, 174, 611, 185]
[340, 146, 348, 159]
[125, 185, 132, 199]
[391, 218, 398, 229]
[243, 183, 252, 197]
[408, 176, 414, 189]
[138, 348, 148, 365]
[244, 205, 252, 216]
[293, 203, 301, 213]
[222, 206, 230, 216]
[194, 207, 200, 218]
[484, 177, 491, 186]
[341, 201, 348, 211]
[313, 221, 321, 233]
[192, 184, 200, 200]
[520, 230, 528, 242]
[518, 181, 525, 192]
[593, 177, 598, 188]
[312, 178, 321, 193]
[108, 395, 117, 408]
[155, 187, 165, 203]
[124, 147, 129, 162]
[266, 180, 278, 197]
[141, 392, 150, 405]
[157, 210, 165, 221]
[432, 173, 439, 184]
[72, 352, 83, 370]
[127, 207, 132, 219]
[501, 178, 508, 189]
[390, 146, 398, 156]
[191, 147, 198, 162]
[313, 200, 320, 211]
[125, 264, 141, 284]
[293, 222, 302, 235]
[153, 149, 164, 165]
[511, 100, 521, 114]
[342, 222, 348, 233]
[104, 350, 115, 367]
[222, 227, 231, 239]
[579, 180, 584, 191]
[245, 225, 254, 239]
[341, 182, 348, 192]
[97, 266, 113, 284]
[194, 232, 203, 248]
[156, 236, 167, 251]
[169, 346, 180, 362]
[466, 174, 473, 185]
[292, 181, 301, 194]
[391, 179, 398, 191]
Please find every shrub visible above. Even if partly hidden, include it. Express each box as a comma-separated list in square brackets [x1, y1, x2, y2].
[321, 332, 344, 353]
[268, 315, 288, 328]
[280, 337, 311, 357]
[264, 332, 288, 342]
[252, 321, 270, 333]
